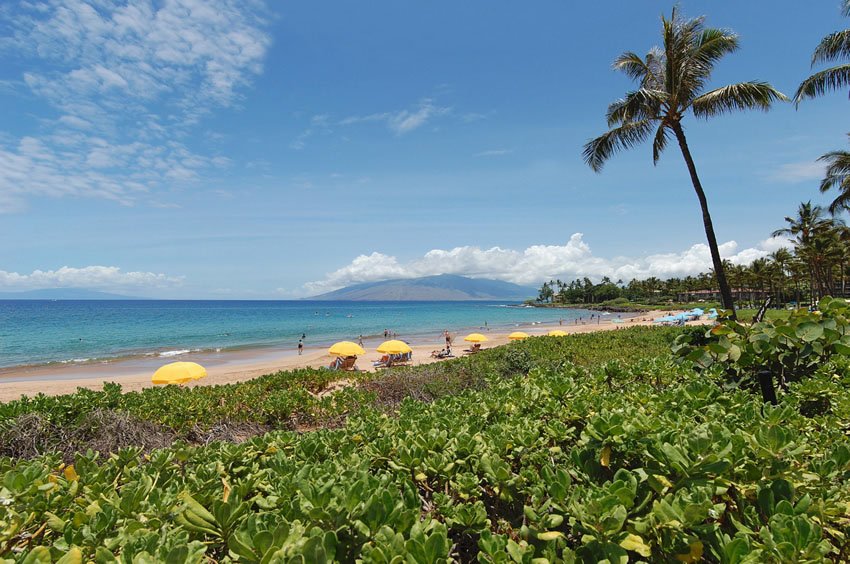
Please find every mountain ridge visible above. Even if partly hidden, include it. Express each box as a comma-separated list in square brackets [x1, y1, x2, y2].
[310, 274, 536, 301]
[0, 288, 144, 300]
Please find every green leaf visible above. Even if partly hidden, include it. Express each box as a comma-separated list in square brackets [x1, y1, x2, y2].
[619, 533, 652, 557]
[796, 323, 824, 342]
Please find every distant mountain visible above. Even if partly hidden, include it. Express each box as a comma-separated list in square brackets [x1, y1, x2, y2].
[311, 274, 536, 301]
[0, 288, 144, 300]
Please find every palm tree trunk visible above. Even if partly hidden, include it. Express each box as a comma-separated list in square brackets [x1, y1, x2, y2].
[672, 123, 737, 318]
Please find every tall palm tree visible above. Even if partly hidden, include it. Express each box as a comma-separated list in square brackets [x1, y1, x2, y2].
[794, 0, 850, 103]
[582, 9, 787, 317]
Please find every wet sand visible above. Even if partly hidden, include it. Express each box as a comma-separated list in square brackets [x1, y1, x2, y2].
[0, 311, 704, 402]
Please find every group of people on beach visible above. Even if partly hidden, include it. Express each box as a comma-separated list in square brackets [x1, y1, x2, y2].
[430, 329, 454, 359]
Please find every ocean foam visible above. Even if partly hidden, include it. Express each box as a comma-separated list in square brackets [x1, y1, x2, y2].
[159, 349, 191, 357]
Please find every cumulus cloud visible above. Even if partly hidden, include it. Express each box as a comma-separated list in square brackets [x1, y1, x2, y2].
[1, 0, 271, 210]
[304, 234, 794, 294]
[0, 265, 183, 290]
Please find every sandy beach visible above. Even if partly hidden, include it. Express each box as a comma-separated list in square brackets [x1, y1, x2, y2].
[0, 311, 704, 402]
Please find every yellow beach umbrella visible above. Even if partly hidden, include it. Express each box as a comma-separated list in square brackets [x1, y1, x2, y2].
[463, 333, 489, 343]
[508, 331, 529, 341]
[376, 340, 413, 354]
[548, 330, 568, 337]
[152, 361, 207, 385]
[328, 341, 366, 357]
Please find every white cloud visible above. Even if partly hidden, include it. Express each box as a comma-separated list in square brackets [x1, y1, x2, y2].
[0, 266, 183, 290]
[387, 99, 449, 134]
[291, 99, 454, 148]
[769, 160, 825, 183]
[1, 0, 271, 210]
[304, 234, 794, 294]
[338, 99, 451, 135]
[15, 0, 270, 120]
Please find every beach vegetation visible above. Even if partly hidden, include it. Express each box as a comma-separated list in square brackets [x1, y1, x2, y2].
[673, 295, 850, 403]
[583, 8, 787, 315]
[1, 325, 849, 560]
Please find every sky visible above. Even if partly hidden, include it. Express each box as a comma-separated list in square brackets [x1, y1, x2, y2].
[0, 0, 847, 298]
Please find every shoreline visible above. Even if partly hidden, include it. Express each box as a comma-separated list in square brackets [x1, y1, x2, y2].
[0, 311, 696, 402]
[0, 305, 607, 378]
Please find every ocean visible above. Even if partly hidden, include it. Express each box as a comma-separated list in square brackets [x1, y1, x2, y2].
[0, 300, 593, 371]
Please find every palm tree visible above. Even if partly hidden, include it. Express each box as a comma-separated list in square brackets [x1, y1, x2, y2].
[582, 9, 787, 317]
[771, 201, 832, 245]
[794, 0, 850, 103]
[773, 202, 845, 303]
[768, 248, 793, 303]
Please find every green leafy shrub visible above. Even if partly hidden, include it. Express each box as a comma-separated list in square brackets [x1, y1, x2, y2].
[2, 328, 849, 561]
[673, 297, 850, 395]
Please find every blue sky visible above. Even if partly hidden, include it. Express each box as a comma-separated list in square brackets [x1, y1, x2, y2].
[0, 0, 847, 298]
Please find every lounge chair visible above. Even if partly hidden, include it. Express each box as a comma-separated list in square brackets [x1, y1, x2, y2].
[373, 354, 392, 368]
[329, 355, 359, 371]
[463, 343, 482, 354]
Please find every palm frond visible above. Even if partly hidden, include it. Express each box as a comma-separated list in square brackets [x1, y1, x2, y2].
[693, 28, 739, 69]
[582, 120, 654, 172]
[817, 150, 850, 213]
[606, 89, 667, 126]
[812, 30, 850, 65]
[794, 64, 850, 103]
[644, 47, 667, 90]
[827, 190, 850, 214]
[613, 51, 650, 81]
[692, 82, 788, 117]
[818, 150, 850, 177]
[652, 123, 670, 164]
[843, 0, 850, 17]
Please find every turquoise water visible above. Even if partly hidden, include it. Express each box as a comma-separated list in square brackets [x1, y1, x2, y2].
[0, 300, 592, 369]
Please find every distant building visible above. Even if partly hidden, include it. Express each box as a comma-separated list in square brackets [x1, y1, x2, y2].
[676, 288, 770, 302]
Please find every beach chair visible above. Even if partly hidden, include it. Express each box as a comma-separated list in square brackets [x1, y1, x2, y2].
[373, 354, 392, 369]
[340, 356, 359, 371]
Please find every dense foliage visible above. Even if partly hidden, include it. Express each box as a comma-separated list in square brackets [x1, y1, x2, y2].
[0, 329, 678, 440]
[1, 326, 849, 562]
[674, 298, 850, 402]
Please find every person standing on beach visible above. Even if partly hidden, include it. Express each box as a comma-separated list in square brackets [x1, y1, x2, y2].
[297, 339, 303, 355]
[358, 334, 363, 346]
[559, 318, 563, 326]
[384, 329, 388, 338]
